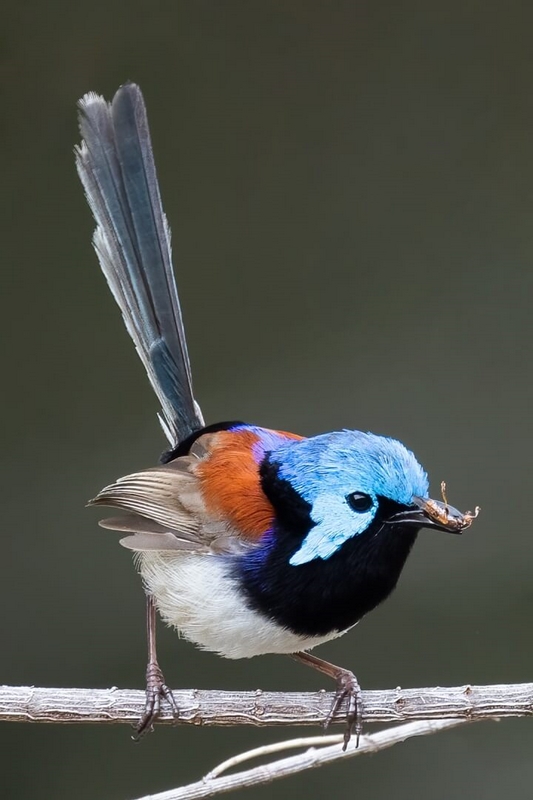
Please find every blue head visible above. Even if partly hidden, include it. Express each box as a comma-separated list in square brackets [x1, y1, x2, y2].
[237, 426, 474, 640]
[264, 429, 460, 566]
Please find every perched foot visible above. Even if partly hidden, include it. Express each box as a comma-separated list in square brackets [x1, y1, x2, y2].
[324, 667, 363, 751]
[134, 660, 178, 740]
[290, 651, 363, 750]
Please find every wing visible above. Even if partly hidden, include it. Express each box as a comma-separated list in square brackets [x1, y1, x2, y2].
[75, 83, 203, 448]
[89, 426, 298, 554]
[89, 433, 264, 555]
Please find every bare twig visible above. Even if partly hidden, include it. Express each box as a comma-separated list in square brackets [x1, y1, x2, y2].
[131, 719, 474, 800]
[1, 683, 531, 726]
[206, 734, 345, 778]
[2, 684, 529, 798]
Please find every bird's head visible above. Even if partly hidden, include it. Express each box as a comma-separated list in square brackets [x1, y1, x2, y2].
[260, 430, 477, 566]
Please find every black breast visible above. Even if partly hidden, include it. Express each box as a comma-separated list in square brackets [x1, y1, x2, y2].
[234, 459, 419, 638]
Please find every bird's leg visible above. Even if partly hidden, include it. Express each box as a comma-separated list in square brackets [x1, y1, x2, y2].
[134, 594, 178, 739]
[291, 651, 363, 750]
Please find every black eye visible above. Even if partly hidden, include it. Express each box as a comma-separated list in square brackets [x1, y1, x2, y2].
[346, 492, 373, 513]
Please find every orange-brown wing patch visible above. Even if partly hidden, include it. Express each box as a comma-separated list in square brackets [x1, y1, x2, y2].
[196, 428, 302, 541]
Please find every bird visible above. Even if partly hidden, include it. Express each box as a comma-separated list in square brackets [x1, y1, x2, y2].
[75, 82, 479, 749]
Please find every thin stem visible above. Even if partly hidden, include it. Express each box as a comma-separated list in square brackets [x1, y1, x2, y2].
[132, 719, 473, 800]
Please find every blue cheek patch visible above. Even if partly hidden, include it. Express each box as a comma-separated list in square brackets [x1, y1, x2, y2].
[289, 494, 376, 566]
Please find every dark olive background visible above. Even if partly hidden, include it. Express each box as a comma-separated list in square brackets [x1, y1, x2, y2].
[2, 2, 532, 798]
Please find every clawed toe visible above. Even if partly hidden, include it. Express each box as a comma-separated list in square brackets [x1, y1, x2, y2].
[325, 669, 363, 750]
[133, 661, 179, 740]
[290, 651, 364, 750]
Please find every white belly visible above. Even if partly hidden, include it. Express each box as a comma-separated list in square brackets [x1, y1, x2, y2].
[137, 551, 345, 659]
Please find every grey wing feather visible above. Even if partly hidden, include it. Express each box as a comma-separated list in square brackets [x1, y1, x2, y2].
[89, 442, 252, 556]
[99, 515, 205, 552]
[119, 532, 203, 552]
[75, 83, 203, 447]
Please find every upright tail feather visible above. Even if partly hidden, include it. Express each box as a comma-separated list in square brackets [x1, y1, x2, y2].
[75, 83, 204, 448]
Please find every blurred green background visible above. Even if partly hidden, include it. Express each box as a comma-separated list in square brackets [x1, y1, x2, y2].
[2, 1, 532, 798]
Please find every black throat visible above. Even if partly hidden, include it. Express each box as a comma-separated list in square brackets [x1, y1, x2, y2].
[235, 459, 420, 638]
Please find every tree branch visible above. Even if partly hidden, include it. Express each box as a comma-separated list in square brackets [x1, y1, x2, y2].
[132, 720, 475, 800]
[1, 683, 531, 726]
[3, 684, 530, 798]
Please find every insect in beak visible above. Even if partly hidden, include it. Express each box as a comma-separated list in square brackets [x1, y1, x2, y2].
[387, 481, 480, 534]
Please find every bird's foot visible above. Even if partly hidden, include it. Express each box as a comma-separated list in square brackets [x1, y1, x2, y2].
[324, 667, 363, 751]
[133, 660, 178, 740]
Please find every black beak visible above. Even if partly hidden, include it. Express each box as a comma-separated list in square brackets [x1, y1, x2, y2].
[386, 496, 479, 534]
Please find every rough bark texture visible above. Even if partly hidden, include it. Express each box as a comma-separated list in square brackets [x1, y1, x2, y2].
[1, 683, 531, 726]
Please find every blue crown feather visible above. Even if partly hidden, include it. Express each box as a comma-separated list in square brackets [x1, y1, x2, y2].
[271, 430, 429, 566]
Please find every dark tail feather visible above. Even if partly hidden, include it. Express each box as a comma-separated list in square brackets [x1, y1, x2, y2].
[75, 83, 204, 447]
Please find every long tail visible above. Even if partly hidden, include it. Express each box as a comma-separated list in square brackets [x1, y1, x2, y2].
[75, 83, 204, 449]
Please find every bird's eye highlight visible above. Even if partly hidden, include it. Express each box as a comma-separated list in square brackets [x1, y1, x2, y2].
[346, 492, 373, 513]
